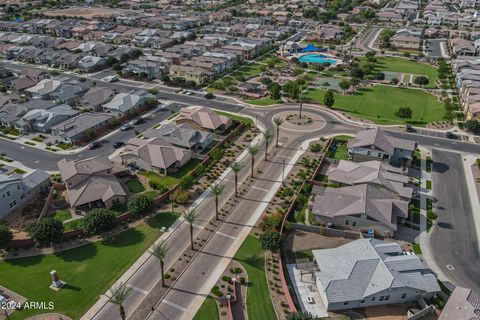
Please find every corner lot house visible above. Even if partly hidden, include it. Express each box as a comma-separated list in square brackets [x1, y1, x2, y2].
[347, 128, 416, 166]
[57, 155, 127, 210]
[120, 137, 192, 175]
[176, 106, 232, 132]
[312, 239, 440, 311]
[310, 184, 408, 237]
[143, 123, 213, 152]
[18, 104, 80, 133]
[51, 112, 113, 144]
[102, 90, 153, 117]
[0, 169, 50, 219]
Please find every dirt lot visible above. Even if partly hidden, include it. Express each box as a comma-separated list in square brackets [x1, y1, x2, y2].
[43, 7, 126, 19]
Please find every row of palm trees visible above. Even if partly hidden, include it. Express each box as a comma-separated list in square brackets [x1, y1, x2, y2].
[108, 117, 286, 320]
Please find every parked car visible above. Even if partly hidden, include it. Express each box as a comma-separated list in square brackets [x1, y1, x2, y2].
[204, 92, 215, 99]
[113, 141, 125, 148]
[446, 131, 456, 139]
[88, 141, 101, 150]
[185, 90, 194, 95]
[121, 123, 132, 131]
[101, 75, 118, 83]
[132, 118, 145, 125]
[405, 125, 415, 133]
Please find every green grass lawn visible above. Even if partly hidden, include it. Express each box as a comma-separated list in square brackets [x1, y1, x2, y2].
[327, 142, 349, 160]
[410, 199, 421, 224]
[215, 111, 254, 126]
[426, 180, 432, 190]
[126, 180, 145, 193]
[139, 159, 201, 189]
[360, 56, 438, 88]
[412, 243, 422, 254]
[54, 210, 72, 222]
[234, 235, 276, 320]
[230, 63, 264, 80]
[4, 212, 179, 320]
[306, 85, 444, 126]
[193, 296, 220, 320]
[245, 97, 283, 106]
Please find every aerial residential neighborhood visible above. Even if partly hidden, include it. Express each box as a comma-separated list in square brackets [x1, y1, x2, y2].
[1, 0, 480, 320]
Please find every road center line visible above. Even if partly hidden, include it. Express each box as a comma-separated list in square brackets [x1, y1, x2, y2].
[162, 299, 187, 312]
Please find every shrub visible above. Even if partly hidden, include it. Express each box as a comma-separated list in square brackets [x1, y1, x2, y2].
[222, 275, 232, 282]
[211, 285, 223, 297]
[171, 189, 190, 204]
[259, 230, 282, 252]
[30, 217, 64, 247]
[127, 194, 153, 217]
[82, 209, 116, 236]
[309, 143, 322, 152]
[0, 225, 12, 248]
[240, 276, 246, 285]
[414, 75, 429, 86]
[395, 106, 412, 119]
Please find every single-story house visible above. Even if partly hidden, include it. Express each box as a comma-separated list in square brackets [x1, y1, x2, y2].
[176, 106, 232, 132]
[51, 112, 113, 144]
[102, 90, 153, 117]
[143, 123, 214, 152]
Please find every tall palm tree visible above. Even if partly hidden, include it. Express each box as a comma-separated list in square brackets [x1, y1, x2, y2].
[273, 117, 283, 148]
[247, 145, 259, 178]
[109, 284, 132, 320]
[262, 130, 273, 161]
[230, 162, 241, 198]
[209, 183, 224, 221]
[183, 208, 198, 251]
[151, 241, 169, 287]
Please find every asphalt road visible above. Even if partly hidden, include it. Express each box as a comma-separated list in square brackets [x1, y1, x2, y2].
[424, 39, 445, 58]
[430, 149, 480, 293]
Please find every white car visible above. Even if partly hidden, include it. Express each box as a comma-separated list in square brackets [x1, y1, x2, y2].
[185, 90, 194, 95]
[101, 75, 118, 83]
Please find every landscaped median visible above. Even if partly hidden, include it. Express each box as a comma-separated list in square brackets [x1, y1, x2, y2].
[1, 212, 179, 320]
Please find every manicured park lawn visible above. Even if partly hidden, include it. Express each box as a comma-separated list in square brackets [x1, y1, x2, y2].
[245, 97, 283, 106]
[230, 63, 264, 81]
[193, 296, 220, 320]
[306, 85, 444, 126]
[360, 56, 438, 88]
[234, 235, 276, 320]
[126, 180, 145, 193]
[3, 212, 179, 320]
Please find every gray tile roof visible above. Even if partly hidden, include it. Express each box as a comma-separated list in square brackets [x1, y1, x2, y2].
[313, 239, 440, 304]
[143, 123, 211, 149]
[347, 128, 416, 155]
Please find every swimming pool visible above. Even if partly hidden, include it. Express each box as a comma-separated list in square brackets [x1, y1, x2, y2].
[299, 54, 337, 65]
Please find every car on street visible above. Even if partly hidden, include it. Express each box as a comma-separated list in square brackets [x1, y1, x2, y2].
[185, 90, 194, 95]
[204, 92, 215, 99]
[405, 125, 415, 133]
[88, 141, 101, 150]
[446, 131, 456, 139]
[132, 118, 145, 125]
[101, 75, 118, 83]
[113, 141, 125, 148]
[121, 123, 132, 131]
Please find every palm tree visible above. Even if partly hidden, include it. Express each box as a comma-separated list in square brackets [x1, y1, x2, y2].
[151, 241, 169, 287]
[209, 183, 224, 220]
[273, 117, 283, 148]
[230, 162, 241, 198]
[247, 145, 259, 178]
[262, 130, 273, 161]
[183, 208, 198, 250]
[109, 284, 132, 320]
[169, 193, 176, 214]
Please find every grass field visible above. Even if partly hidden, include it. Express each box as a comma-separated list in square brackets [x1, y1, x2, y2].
[230, 63, 264, 81]
[360, 56, 438, 88]
[234, 235, 276, 320]
[216, 111, 254, 126]
[245, 97, 283, 106]
[193, 296, 220, 320]
[305, 85, 444, 126]
[4, 212, 179, 320]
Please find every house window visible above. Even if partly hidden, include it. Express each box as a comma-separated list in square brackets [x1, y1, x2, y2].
[371, 297, 376, 301]
[401, 293, 407, 299]
[20, 194, 25, 200]
[345, 219, 350, 225]
[17, 184, 21, 190]
[6, 191, 10, 197]
[379, 296, 384, 301]
[367, 151, 371, 156]
[385, 295, 390, 301]
[360, 300, 365, 304]
[352, 221, 357, 227]
[343, 302, 348, 305]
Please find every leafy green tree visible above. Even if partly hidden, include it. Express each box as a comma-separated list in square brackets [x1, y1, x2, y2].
[414, 76, 429, 86]
[395, 106, 413, 119]
[180, 175, 195, 191]
[339, 80, 351, 91]
[465, 119, 480, 134]
[151, 241, 169, 287]
[30, 217, 64, 247]
[259, 231, 282, 252]
[127, 194, 153, 217]
[0, 225, 12, 248]
[82, 209, 116, 236]
[269, 82, 281, 100]
[323, 90, 335, 107]
[350, 67, 364, 79]
[286, 311, 321, 320]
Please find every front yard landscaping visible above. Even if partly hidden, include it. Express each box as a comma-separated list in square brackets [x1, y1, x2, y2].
[126, 180, 145, 193]
[245, 97, 282, 106]
[193, 296, 220, 320]
[3, 212, 179, 320]
[327, 136, 351, 160]
[53, 209, 72, 222]
[306, 85, 444, 126]
[141, 159, 202, 190]
[230, 63, 264, 81]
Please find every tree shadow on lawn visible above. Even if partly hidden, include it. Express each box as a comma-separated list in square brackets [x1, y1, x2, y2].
[237, 254, 264, 271]
[101, 229, 145, 248]
[146, 212, 178, 230]
[62, 283, 82, 292]
[4, 253, 45, 267]
[53, 243, 97, 262]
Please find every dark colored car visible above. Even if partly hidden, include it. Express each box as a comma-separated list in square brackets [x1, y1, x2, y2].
[132, 118, 145, 125]
[88, 141, 101, 150]
[113, 141, 125, 148]
[204, 92, 215, 99]
[405, 125, 415, 133]
[446, 132, 456, 139]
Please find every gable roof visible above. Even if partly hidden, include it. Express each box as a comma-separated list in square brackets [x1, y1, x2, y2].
[143, 123, 211, 149]
[103, 90, 151, 113]
[176, 106, 230, 131]
[347, 128, 416, 155]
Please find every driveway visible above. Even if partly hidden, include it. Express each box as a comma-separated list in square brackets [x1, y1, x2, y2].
[430, 149, 480, 292]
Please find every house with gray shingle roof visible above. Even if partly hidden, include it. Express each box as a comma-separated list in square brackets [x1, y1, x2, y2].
[327, 160, 413, 200]
[51, 112, 113, 144]
[143, 123, 213, 152]
[347, 128, 416, 166]
[19, 104, 79, 133]
[102, 90, 153, 117]
[310, 184, 409, 237]
[312, 239, 440, 311]
[78, 86, 115, 111]
[176, 106, 232, 132]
